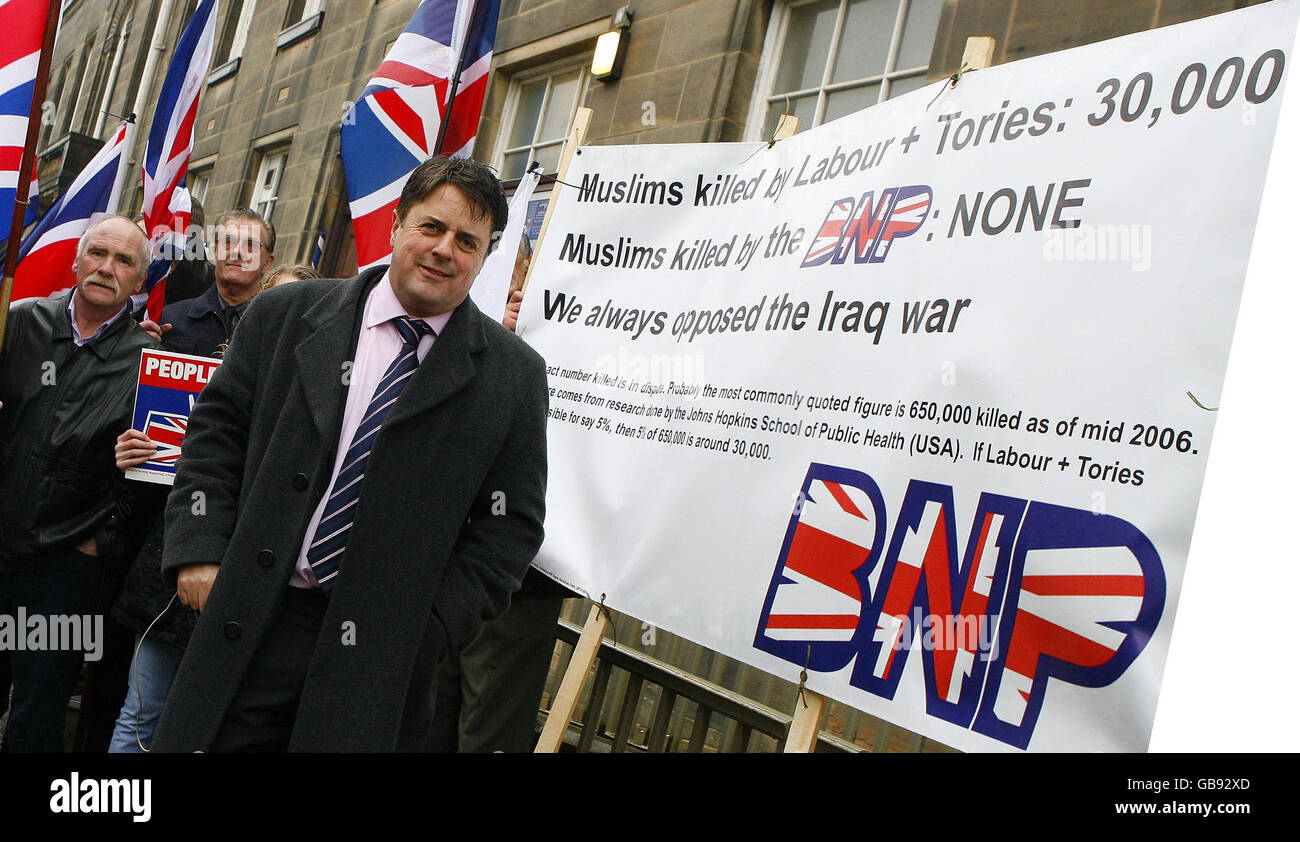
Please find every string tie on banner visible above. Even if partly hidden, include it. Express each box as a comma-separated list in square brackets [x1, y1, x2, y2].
[795, 645, 813, 710]
[927, 61, 976, 110]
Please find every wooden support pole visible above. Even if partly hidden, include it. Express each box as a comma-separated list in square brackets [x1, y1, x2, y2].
[535, 602, 611, 752]
[783, 690, 828, 753]
[961, 36, 997, 71]
[772, 111, 828, 755]
[773, 113, 801, 141]
[523, 105, 603, 752]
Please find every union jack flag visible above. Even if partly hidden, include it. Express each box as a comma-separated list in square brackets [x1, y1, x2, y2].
[0, 0, 52, 238]
[141, 0, 217, 319]
[142, 409, 189, 467]
[12, 121, 127, 301]
[342, 0, 500, 269]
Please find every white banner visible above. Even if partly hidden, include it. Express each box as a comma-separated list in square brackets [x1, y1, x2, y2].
[520, 1, 1300, 752]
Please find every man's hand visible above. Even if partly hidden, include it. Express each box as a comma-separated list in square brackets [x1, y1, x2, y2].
[76, 536, 99, 556]
[177, 563, 221, 612]
[141, 319, 173, 343]
[116, 429, 157, 470]
[502, 289, 524, 332]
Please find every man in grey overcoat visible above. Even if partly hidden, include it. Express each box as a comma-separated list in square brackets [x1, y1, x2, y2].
[151, 157, 547, 752]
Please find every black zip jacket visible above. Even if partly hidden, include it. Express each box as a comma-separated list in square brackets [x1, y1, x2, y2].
[0, 291, 159, 564]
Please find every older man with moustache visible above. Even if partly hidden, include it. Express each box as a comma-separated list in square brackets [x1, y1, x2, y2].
[0, 214, 158, 751]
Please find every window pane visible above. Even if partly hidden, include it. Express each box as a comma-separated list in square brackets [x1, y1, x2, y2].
[534, 142, 562, 175]
[886, 73, 928, 100]
[897, 0, 942, 70]
[252, 153, 285, 223]
[538, 70, 582, 144]
[508, 79, 547, 148]
[501, 151, 528, 181]
[831, 0, 901, 83]
[190, 171, 210, 205]
[217, 0, 244, 61]
[773, 0, 839, 94]
[763, 93, 818, 138]
[824, 83, 879, 123]
[262, 158, 281, 191]
[230, 0, 256, 59]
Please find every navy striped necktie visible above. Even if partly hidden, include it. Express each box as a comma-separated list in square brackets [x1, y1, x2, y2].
[307, 316, 433, 591]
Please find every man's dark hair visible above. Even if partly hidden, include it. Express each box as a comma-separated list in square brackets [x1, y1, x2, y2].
[396, 156, 508, 253]
[213, 207, 276, 254]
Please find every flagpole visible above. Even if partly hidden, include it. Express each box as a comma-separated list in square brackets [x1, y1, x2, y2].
[106, 115, 137, 215]
[433, 0, 480, 156]
[109, 0, 178, 214]
[0, 0, 62, 360]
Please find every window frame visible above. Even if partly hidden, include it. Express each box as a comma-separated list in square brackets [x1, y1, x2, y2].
[283, 0, 323, 26]
[492, 57, 591, 180]
[277, 0, 324, 48]
[216, 0, 258, 65]
[746, 0, 938, 140]
[69, 34, 98, 135]
[187, 165, 213, 209]
[249, 148, 288, 224]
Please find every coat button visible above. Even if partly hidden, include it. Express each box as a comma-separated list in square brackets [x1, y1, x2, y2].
[257, 549, 275, 567]
[293, 473, 308, 490]
[224, 622, 241, 640]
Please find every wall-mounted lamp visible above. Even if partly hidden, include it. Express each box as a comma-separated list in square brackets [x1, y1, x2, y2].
[591, 6, 634, 81]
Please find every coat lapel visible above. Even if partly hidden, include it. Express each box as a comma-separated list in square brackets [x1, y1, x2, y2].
[384, 295, 489, 428]
[293, 270, 380, 442]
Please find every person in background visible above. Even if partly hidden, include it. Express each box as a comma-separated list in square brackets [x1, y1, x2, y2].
[107, 207, 275, 752]
[142, 208, 275, 355]
[162, 197, 215, 306]
[0, 215, 158, 751]
[501, 233, 531, 333]
[260, 263, 322, 290]
[83, 201, 214, 752]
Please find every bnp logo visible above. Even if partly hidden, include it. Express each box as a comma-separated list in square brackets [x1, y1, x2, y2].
[754, 462, 1165, 750]
[800, 186, 932, 269]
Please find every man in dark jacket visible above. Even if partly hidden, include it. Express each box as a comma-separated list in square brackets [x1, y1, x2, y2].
[107, 207, 274, 752]
[0, 214, 158, 751]
[152, 156, 547, 752]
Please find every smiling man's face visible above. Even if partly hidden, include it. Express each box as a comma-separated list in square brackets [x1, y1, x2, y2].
[387, 184, 493, 318]
[72, 216, 148, 317]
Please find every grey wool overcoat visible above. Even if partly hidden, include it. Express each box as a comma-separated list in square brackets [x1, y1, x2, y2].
[151, 267, 548, 751]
